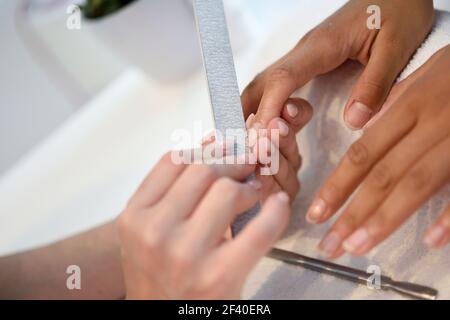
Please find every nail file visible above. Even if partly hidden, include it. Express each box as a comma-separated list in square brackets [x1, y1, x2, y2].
[194, 0, 259, 235]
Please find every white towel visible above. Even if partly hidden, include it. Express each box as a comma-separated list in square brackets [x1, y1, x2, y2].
[243, 10, 450, 300]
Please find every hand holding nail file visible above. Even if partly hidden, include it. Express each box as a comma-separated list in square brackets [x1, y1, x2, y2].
[194, 0, 259, 235]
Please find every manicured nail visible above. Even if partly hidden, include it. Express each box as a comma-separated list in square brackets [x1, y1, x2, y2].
[306, 198, 327, 223]
[277, 119, 289, 137]
[276, 191, 290, 203]
[319, 231, 342, 257]
[424, 225, 447, 247]
[343, 228, 369, 253]
[247, 179, 262, 190]
[345, 102, 372, 130]
[246, 113, 255, 128]
[287, 103, 299, 118]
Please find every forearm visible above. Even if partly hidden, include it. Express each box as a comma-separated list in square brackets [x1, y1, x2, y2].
[0, 221, 125, 299]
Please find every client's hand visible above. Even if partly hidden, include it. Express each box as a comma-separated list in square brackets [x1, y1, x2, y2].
[247, 98, 313, 202]
[308, 45, 450, 258]
[202, 99, 313, 203]
[241, 0, 434, 130]
[118, 153, 290, 299]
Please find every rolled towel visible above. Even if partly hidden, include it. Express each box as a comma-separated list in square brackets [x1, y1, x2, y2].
[399, 10, 450, 81]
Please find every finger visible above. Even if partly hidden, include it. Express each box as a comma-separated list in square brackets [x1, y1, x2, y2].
[365, 47, 437, 129]
[281, 98, 314, 133]
[425, 204, 450, 248]
[253, 30, 347, 127]
[241, 73, 265, 119]
[160, 162, 255, 223]
[256, 136, 300, 201]
[219, 191, 291, 278]
[257, 172, 282, 203]
[319, 120, 450, 258]
[127, 152, 187, 210]
[186, 178, 261, 250]
[344, 30, 410, 130]
[267, 117, 301, 170]
[342, 136, 450, 256]
[306, 100, 418, 224]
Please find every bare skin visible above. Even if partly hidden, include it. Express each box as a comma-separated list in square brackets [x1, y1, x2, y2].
[118, 153, 291, 299]
[241, 0, 434, 130]
[0, 221, 125, 299]
[313, 45, 450, 258]
[240, 0, 447, 258]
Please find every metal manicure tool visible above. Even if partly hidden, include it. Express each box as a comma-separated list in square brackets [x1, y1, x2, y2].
[269, 248, 438, 300]
[194, 0, 438, 300]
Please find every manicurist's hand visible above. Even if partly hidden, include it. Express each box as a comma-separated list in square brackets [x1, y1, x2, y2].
[308, 45, 450, 258]
[241, 0, 434, 130]
[118, 153, 291, 299]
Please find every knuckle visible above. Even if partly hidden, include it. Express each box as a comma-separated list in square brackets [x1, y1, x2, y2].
[244, 73, 263, 92]
[339, 212, 359, 231]
[403, 166, 432, 191]
[168, 243, 195, 271]
[142, 225, 165, 250]
[367, 163, 393, 191]
[347, 140, 370, 167]
[267, 66, 296, 86]
[320, 181, 342, 207]
[196, 268, 228, 297]
[358, 77, 386, 100]
[293, 154, 302, 171]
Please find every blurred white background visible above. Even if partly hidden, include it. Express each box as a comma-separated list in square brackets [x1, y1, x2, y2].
[0, 0, 449, 176]
[0, 0, 301, 176]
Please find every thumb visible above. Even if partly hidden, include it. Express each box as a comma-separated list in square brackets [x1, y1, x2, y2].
[253, 31, 347, 127]
[344, 35, 408, 130]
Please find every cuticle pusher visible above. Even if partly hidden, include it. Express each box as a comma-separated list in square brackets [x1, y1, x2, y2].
[268, 247, 438, 300]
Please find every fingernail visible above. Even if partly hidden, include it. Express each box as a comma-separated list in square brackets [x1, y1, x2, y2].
[246, 113, 255, 128]
[319, 231, 342, 257]
[424, 225, 447, 247]
[247, 179, 262, 190]
[306, 198, 327, 223]
[343, 228, 369, 253]
[345, 102, 372, 130]
[287, 103, 299, 118]
[276, 191, 290, 203]
[277, 119, 289, 137]
[258, 137, 272, 158]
